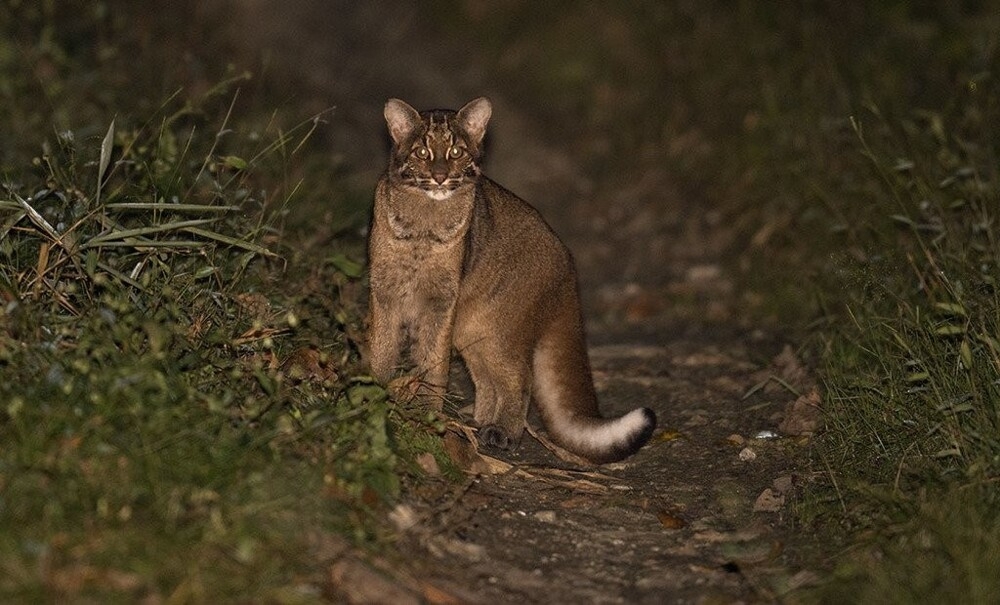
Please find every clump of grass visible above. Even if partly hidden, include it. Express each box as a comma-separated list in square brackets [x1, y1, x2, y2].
[0, 66, 446, 605]
[1, 82, 273, 313]
[800, 39, 1000, 600]
[819, 96, 1000, 484]
[818, 489, 1000, 604]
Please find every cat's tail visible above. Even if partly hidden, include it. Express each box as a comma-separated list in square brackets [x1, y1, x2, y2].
[532, 309, 657, 464]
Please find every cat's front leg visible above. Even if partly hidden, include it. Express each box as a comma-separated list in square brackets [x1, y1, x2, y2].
[367, 298, 405, 385]
[410, 299, 457, 408]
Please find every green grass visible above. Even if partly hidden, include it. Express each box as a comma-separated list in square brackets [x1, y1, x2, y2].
[801, 73, 1000, 601]
[0, 5, 455, 600]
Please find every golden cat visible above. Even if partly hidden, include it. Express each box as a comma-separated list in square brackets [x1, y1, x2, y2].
[367, 97, 655, 463]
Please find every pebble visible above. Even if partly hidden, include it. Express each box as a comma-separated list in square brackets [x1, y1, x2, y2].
[534, 510, 557, 523]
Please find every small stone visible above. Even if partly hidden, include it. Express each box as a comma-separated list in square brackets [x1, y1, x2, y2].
[738, 447, 757, 462]
[686, 264, 722, 282]
[534, 510, 557, 523]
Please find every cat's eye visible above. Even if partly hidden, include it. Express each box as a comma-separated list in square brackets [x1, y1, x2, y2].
[447, 145, 465, 159]
[413, 146, 430, 159]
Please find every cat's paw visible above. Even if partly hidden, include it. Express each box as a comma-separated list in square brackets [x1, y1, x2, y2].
[477, 424, 513, 450]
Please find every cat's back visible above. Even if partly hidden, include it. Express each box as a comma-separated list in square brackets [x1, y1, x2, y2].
[470, 176, 574, 277]
[477, 177, 560, 240]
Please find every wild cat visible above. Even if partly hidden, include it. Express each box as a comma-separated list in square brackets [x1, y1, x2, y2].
[366, 97, 655, 463]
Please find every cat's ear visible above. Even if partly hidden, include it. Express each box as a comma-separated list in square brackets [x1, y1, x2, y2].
[384, 99, 421, 144]
[457, 97, 492, 145]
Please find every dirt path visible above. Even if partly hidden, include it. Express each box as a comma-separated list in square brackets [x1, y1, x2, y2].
[371, 318, 816, 604]
[221, 3, 822, 601]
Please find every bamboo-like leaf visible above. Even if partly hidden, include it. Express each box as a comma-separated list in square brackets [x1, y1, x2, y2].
[182, 226, 278, 257]
[933, 448, 962, 458]
[960, 340, 973, 369]
[221, 155, 248, 170]
[1, 207, 27, 240]
[934, 301, 967, 317]
[194, 266, 217, 279]
[34, 242, 50, 297]
[934, 324, 966, 336]
[82, 218, 218, 247]
[97, 119, 115, 204]
[15, 194, 60, 240]
[892, 158, 914, 172]
[96, 260, 145, 291]
[328, 253, 364, 278]
[105, 202, 241, 212]
[83, 240, 208, 249]
[977, 334, 1000, 351]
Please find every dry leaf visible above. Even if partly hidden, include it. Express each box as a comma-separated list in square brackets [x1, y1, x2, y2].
[753, 488, 786, 513]
[525, 424, 593, 465]
[779, 387, 822, 436]
[421, 582, 466, 605]
[442, 425, 512, 475]
[558, 494, 596, 510]
[389, 504, 420, 532]
[329, 559, 420, 605]
[772, 475, 794, 494]
[233, 292, 272, 318]
[282, 346, 339, 384]
[513, 468, 611, 494]
[657, 429, 685, 443]
[657, 511, 687, 529]
[725, 433, 746, 446]
[772, 344, 810, 389]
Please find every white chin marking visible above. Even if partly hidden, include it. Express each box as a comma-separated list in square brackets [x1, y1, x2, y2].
[425, 189, 454, 200]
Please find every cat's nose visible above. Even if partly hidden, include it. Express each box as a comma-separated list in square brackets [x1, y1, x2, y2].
[432, 170, 448, 185]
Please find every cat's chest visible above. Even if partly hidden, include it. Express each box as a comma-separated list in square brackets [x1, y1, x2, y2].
[377, 187, 472, 244]
[370, 224, 464, 309]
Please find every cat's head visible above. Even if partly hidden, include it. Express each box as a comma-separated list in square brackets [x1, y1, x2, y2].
[383, 97, 492, 200]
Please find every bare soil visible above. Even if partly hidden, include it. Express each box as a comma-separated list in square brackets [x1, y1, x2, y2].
[390, 320, 818, 604]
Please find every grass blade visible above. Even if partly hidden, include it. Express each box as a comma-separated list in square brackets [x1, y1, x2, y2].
[82, 218, 219, 247]
[105, 202, 242, 212]
[15, 194, 60, 241]
[97, 118, 115, 204]
[182, 226, 278, 257]
[84, 240, 208, 249]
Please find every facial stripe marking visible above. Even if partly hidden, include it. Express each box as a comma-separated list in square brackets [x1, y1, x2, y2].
[389, 107, 485, 197]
